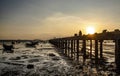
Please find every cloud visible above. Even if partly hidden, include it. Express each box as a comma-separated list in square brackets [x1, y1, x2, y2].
[44, 13, 84, 24]
[41, 13, 88, 35]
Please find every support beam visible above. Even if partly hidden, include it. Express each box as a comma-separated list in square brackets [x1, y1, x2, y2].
[71, 40, 73, 58]
[62, 40, 64, 54]
[90, 40, 92, 59]
[76, 39, 79, 61]
[95, 40, 98, 65]
[100, 40, 103, 59]
[67, 40, 70, 57]
[73, 40, 76, 60]
[58, 40, 61, 48]
[115, 39, 120, 74]
[83, 40, 86, 63]
[115, 40, 118, 66]
[65, 40, 67, 56]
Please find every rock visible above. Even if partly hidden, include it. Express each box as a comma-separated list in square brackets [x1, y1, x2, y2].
[91, 68, 98, 76]
[75, 65, 83, 69]
[47, 67, 54, 73]
[28, 59, 39, 63]
[52, 57, 60, 61]
[25, 72, 39, 76]
[9, 56, 21, 60]
[48, 53, 56, 56]
[1, 57, 7, 61]
[21, 55, 28, 59]
[27, 64, 34, 69]
[83, 66, 88, 73]
[16, 57, 21, 60]
[1, 71, 19, 76]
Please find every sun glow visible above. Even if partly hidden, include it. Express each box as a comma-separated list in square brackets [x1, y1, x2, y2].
[86, 26, 95, 34]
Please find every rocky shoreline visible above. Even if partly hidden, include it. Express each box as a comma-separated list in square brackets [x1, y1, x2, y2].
[0, 42, 119, 76]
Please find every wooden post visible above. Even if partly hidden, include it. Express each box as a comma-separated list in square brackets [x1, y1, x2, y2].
[61, 40, 62, 49]
[90, 40, 92, 59]
[100, 40, 103, 59]
[71, 40, 73, 59]
[66, 40, 68, 56]
[56, 40, 58, 47]
[58, 39, 61, 48]
[95, 40, 98, 65]
[67, 40, 70, 57]
[61, 40, 64, 53]
[76, 39, 79, 61]
[73, 40, 76, 60]
[59, 39, 61, 49]
[115, 39, 118, 67]
[58, 40, 59, 47]
[83, 40, 86, 63]
[65, 40, 67, 56]
[65, 40, 68, 56]
[115, 39, 120, 74]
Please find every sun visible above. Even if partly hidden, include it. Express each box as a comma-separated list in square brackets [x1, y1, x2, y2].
[86, 26, 95, 34]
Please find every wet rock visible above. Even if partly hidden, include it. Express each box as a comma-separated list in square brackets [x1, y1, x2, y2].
[108, 72, 114, 76]
[25, 72, 39, 76]
[47, 67, 54, 73]
[0, 57, 7, 61]
[33, 55, 41, 57]
[83, 65, 88, 73]
[21, 55, 28, 59]
[48, 53, 56, 56]
[9, 56, 21, 60]
[91, 68, 98, 76]
[1, 71, 19, 76]
[14, 61, 24, 63]
[28, 59, 39, 63]
[27, 64, 34, 69]
[16, 57, 21, 60]
[52, 57, 60, 61]
[43, 62, 48, 64]
[75, 65, 83, 69]
[0, 67, 23, 76]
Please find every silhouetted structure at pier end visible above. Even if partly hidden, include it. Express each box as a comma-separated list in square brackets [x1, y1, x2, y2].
[49, 29, 120, 74]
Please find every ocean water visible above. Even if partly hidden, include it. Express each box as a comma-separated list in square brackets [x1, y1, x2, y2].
[83, 40, 115, 62]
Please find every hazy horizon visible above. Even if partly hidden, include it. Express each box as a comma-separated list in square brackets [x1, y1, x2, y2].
[0, 0, 120, 40]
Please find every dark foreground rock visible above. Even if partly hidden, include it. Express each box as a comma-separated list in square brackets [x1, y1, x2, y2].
[27, 64, 34, 69]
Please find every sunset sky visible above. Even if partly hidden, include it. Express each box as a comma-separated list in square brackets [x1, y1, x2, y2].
[0, 0, 120, 40]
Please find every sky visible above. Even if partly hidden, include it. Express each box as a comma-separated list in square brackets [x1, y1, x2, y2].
[0, 0, 120, 40]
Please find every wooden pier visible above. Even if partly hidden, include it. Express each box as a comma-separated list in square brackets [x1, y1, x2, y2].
[49, 29, 120, 73]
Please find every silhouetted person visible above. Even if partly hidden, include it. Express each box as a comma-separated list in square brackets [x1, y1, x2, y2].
[102, 29, 107, 33]
[79, 30, 82, 36]
[74, 33, 77, 36]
